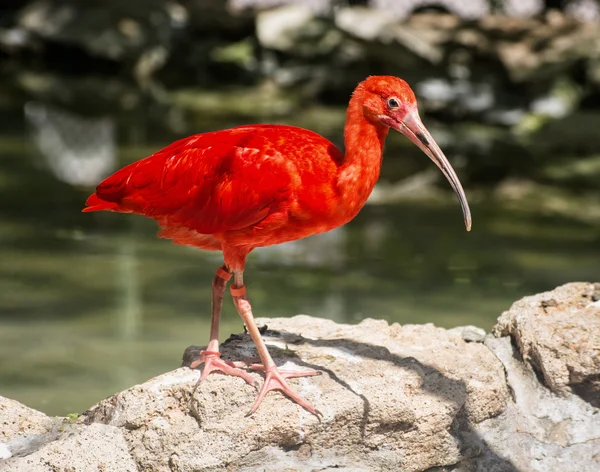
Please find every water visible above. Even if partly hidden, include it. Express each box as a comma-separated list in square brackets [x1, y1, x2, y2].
[0, 92, 599, 417]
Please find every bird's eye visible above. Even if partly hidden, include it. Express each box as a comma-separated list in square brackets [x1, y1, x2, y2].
[387, 98, 400, 109]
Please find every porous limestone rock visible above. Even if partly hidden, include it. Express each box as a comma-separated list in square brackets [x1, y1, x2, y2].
[0, 396, 54, 444]
[76, 317, 509, 471]
[494, 281, 600, 406]
[1, 283, 599, 472]
[473, 336, 600, 472]
[1, 423, 137, 472]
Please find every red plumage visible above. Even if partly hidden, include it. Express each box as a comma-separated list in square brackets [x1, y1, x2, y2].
[83, 76, 471, 416]
[84, 125, 350, 253]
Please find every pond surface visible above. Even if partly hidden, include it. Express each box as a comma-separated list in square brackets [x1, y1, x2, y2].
[0, 92, 598, 417]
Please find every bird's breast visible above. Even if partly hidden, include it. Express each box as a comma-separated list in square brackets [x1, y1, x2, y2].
[221, 188, 359, 248]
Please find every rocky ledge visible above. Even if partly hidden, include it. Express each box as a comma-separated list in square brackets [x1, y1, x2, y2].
[1, 282, 599, 472]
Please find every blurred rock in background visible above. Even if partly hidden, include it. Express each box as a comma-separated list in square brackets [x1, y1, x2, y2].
[1, 0, 600, 200]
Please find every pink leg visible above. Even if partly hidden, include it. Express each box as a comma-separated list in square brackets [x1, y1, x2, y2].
[230, 273, 321, 417]
[191, 266, 257, 388]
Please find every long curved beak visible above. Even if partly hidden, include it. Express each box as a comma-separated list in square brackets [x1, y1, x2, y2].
[393, 108, 472, 231]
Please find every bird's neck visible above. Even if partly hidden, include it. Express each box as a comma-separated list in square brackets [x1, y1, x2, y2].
[337, 108, 388, 216]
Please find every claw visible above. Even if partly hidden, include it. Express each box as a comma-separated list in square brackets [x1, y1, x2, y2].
[192, 350, 258, 389]
[246, 366, 321, 417]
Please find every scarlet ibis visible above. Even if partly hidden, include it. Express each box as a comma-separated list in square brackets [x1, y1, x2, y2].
[83, 76, 471, 417]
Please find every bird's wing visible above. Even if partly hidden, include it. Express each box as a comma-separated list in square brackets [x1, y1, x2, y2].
[84, 127, 299, 235]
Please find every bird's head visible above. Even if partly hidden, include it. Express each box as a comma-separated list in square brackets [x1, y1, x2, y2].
[352, 76, 471, 231]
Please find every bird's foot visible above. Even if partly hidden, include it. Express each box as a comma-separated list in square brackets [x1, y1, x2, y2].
[247, 364, 322, 418]
[191, 350, 258, 388]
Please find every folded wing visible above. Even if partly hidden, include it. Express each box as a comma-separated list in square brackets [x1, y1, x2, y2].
[83, 127, 294, 235]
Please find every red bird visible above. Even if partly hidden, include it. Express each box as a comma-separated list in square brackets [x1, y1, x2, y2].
[84, 76, 471, 417]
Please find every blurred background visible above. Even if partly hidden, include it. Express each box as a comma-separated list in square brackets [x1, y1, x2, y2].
[0, 0, 599, 416]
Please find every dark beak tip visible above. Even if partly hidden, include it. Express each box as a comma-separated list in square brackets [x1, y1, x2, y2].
[416, 132, 430, 146]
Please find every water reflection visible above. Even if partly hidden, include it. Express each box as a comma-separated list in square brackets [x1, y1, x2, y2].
[25, 102, 115, 187]
[0, 99, 599, 416]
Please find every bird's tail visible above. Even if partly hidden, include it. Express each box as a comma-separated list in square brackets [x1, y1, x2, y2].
[82, 193, 119, 212]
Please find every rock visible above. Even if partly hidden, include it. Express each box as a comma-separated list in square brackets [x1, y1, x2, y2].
[475, 336, 600, 472]
[4, 0, 600, 170]
[0, 397, 54, 444]
[256, 5, 326, 54]
[1, 317, 509, 471]
[0, 398, 134, 469]
[369, 0, 490, 21]
[75, 317, 510, 471]
[448, 325, 487, 343]
[335, 7, 445, 64]
[1, 283, 599, 471]
[335, 7, 396, 43]
[0, 423, 137, 472]
[229, 0, 332, 16]
[493, 11, 600, 84]
[493, 282, 600, 407]
[17, 0, 188, 61]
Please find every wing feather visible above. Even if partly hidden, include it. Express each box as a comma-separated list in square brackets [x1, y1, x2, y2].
[84, 127, 296, 235]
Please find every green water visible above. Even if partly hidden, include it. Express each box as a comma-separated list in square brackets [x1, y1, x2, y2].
[0, 98, 599, 417]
